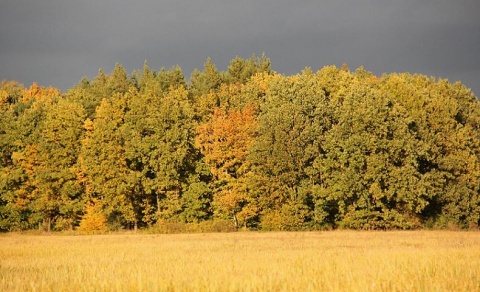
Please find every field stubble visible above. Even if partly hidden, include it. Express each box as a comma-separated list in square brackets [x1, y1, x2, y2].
[1, 231, 479, 291]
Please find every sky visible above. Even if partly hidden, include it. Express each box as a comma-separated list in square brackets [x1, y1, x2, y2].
[1, 0, 479, 96]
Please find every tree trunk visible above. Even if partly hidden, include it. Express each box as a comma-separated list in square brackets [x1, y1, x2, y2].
[46, 217, 51, 232]
[233, 213, 238, 229]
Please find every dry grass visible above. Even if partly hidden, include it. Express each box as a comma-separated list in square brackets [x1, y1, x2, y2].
[1, 231, 479, 291]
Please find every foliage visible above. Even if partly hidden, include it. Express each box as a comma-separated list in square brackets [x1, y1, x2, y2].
[1, 56, 480, 231]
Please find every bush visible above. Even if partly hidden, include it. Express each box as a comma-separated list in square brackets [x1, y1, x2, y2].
[339, 210, 419, 230]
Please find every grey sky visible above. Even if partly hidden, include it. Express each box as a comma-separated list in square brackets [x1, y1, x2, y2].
[1, 0, 479, 96]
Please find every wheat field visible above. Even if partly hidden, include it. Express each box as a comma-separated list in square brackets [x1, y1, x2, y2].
[1, 231, 479, 291]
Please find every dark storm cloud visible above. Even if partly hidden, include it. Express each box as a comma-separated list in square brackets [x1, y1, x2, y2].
[1, 0, 479, 95]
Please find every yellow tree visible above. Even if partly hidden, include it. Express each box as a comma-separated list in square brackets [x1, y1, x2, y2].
[6, 83, 63, 231]
[196, 104, 258, 228]
[78, 199, 108, 232]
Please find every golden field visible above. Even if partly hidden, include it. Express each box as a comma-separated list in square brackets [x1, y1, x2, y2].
[1, 231, 479, 291]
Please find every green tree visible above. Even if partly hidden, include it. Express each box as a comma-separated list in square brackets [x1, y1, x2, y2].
[123, 86, 198, 224]
[0, 81, 25, 231]
[156, 66, 186, 92]
[317, 78, 425, 229]
[79, 90, 140, 230]
[31, 99, 86, 231]
[249, 70, 331, 230]
[224, 53, 271, 84]
[190, 58, 222, 97]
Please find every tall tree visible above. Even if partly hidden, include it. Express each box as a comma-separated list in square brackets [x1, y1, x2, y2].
[31, 99, 86, 231]
[1, 83, 60, 231]
[79, 91, 140, 230]
[0, 81, 25, 230]
[123, 86, 198, 224]
[196, 104, 258, 228]
[249, 70, 331, 230]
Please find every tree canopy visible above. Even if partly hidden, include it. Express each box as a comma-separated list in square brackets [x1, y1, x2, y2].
[1, 56, 479, 232]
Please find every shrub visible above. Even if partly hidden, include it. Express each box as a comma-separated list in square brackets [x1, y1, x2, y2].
[339, 209, 419, 230]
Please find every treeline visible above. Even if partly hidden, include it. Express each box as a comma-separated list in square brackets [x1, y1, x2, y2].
[1, 55, 480, 232]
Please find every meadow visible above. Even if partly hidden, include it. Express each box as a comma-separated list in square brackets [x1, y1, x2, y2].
[1, 231, 479, 291]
